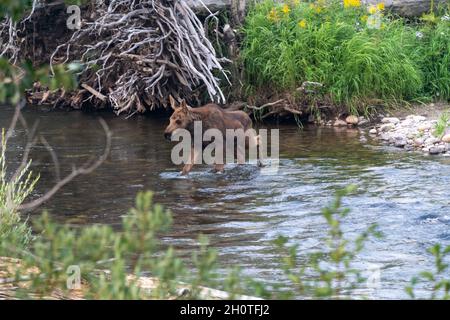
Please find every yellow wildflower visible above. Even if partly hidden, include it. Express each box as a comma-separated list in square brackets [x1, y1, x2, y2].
[368, 5, 377, 14]
[282, 4, 291, 14]
[344, 0, 361, 8]
[268, 8, 279, 22]
[360, 15, 368, 22]
[293, 0, 301, 5]
[377, 3, 385, 11]
[309, 3, 322, 13]
[298, 19, 307, 28]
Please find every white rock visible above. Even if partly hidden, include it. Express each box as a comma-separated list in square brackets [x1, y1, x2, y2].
[429, 145, 444, 155]
[369, 128, 377, 135]
[425, 137, 440, 145]
[380, 123, 396, 132]
[418, 123, 432, 131]
[442, 134, 450, 143]
[413, 115, 427, 122]
[333, 119, 347, 127]
[345, 115, 359, 125]
[414, 138, 424, 147]
[381, 117, 400, 124]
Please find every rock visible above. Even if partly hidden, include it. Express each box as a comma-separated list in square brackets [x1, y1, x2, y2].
[413, 115, 427, 122]
[414, 138, 424, 147]
[380, 123, 396, 132]
[380, 133, 390, 141]
[345, 115, 359, 125]
[381, 117, 400, 125]
[333, 119, 347, 127]
[358, 117, 369, 127]
[418, 123, 431, 131]
[394, 138, 407, 148]
[442, 134, 450, 143]
[425, 137, 440, 145]
[387, 0, 447, 18]
[369, 128, 377, 135]
[429, 146, 443, 155]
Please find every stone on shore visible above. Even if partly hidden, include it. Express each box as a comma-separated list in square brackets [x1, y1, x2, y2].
[345, 115, 359, 125]
[442, 132, 450, 143]
[381, 117, 400, 124]
[333, 119, 347, 127]
[380, 123, 396, 132]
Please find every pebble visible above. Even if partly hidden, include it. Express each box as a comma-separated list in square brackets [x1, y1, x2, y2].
[425, 137, 440, 145]
[380, 123, 396, 132]
[345, 115, 359, 125]
[358, 117, 369, 126]
[429, 146, 443, 155]
[369, 128, 377, 135]
[333, 119, 347, 127]
[418, 123, 431, 131]
[381, 117, 400, 124]
[442, 134, 450, 143]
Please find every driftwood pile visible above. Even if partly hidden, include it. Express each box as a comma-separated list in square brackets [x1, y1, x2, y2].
[1, 0, 228, 114]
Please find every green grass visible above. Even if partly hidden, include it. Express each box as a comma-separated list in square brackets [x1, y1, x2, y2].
[0, 129, 38, 249]
[434, 112, 449, 137]
[241, 0, 450, 114]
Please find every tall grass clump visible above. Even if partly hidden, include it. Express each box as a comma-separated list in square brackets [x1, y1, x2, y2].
[410, 12, 450, 100]
[242, 0, 449, 113]
[433, 111, 449, 137]
[0, 129, 38, 249]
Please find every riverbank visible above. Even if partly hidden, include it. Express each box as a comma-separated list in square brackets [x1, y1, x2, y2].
[365, 103, 450, 155]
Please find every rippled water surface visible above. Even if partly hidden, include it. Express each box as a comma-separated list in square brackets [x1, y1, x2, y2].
[2, 106, 450, 299]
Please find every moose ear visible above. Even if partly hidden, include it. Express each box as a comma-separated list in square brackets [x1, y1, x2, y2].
[169, 95, 177, 110]
[180, 99, 191, 112]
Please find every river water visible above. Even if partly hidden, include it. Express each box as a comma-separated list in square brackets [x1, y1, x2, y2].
[2, 105, 450, 299]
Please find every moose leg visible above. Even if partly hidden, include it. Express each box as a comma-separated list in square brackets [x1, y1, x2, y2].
[181, 146, 199, 175]
[213, 144, 225, 173]
[213, 163, 225, 173]
[256, 135, 265, 167]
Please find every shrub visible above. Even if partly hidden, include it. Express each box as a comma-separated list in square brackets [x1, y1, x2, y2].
[0, 129, 38, 249]
[411, 15, 450, 100]
[242, 0, 449, 113]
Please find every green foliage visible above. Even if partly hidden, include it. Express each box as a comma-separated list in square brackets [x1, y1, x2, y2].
[406, 244, 450, 299]
[409, 16, 450, 100]
[0, 58, 81, 105]
[0, 0, 33, 21]
[433, 111, 449, 137]
[0, 129, 38, 249]
[0, 191, 179, 299]
[242, 0, 450, 113]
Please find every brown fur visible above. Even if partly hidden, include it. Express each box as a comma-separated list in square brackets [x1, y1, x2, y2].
[164, 98, 256, 175]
